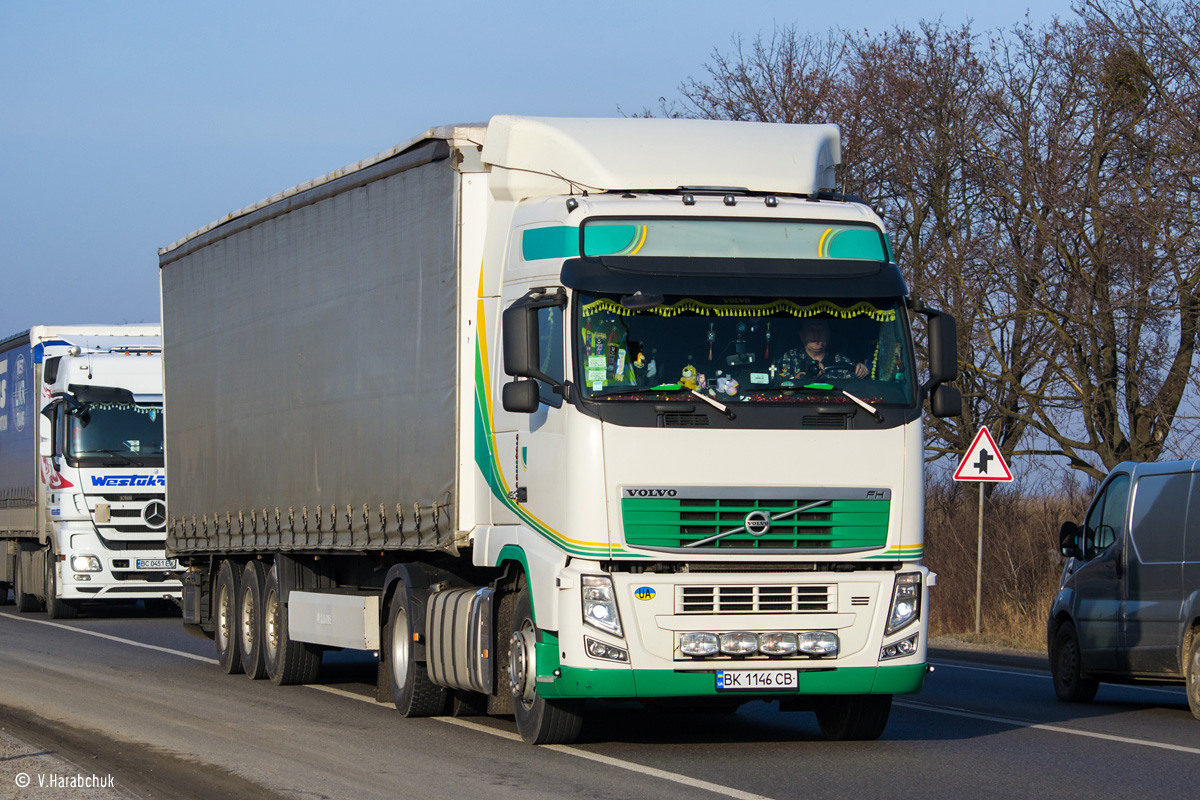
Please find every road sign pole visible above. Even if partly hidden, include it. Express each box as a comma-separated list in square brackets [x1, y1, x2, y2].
[975, 483, 984, 635]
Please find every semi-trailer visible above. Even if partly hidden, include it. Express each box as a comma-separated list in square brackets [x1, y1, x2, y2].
[0, 326, 179, 617]
[159, 115, 961, 744]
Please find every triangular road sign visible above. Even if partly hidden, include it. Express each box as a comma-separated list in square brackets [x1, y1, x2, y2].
[953, 426, 1013, 482]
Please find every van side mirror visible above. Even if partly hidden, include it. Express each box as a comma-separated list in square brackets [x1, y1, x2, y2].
[930, 384, 961, 418]
[1059, 521, 1082, 560]
[502, 380, 540, 414]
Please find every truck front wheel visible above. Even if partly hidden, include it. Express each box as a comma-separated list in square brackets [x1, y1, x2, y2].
[816, 695, 892, 741]
[385, 587, 444, 717]
[507, 588, 583, 745]
[45, 554, 80, 620]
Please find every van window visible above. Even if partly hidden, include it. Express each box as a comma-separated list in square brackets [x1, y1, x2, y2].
[1130, 473, 1189, 563]
[1083, 473, 1130, 560]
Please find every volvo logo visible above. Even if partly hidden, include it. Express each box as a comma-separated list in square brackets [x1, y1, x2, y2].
[744, 510, 772, 536]
[142, 500, 168, 529]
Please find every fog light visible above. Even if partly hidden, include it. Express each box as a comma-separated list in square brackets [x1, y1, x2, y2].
[720, 632, 759, 655]
[798, 631, 839, 656]
[71, 555, 102, 572]
[759, 632, 798, 656]
[585, 637, 629, 663]
[680, 632, 719, 657]
[881, 633, 919, 661]
[73, 574, 92, 582]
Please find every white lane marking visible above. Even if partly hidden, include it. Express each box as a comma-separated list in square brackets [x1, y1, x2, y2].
[0, 612, 218, 664]
[895, 700, 1200, 755]
[309, 685, 775, 800]
[931, 660, 1187, 696]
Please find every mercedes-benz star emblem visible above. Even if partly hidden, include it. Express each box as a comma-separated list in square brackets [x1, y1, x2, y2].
[142, 500, 168, 529]
[743, 510, 772, 536]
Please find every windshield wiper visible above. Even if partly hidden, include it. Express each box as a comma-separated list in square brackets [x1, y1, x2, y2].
[86, 449, 144, 466]
[591, 384, 690, 398]
[794, 382, 884, 421]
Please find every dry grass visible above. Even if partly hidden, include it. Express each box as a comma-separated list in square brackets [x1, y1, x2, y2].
[923, 480, 1091, 651]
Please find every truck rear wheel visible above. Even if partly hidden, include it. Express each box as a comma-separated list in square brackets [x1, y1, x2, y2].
[239, 561, 269, 679]
[262, 563, 321, 685]
[213, 560, 245, 674]
[1186, 630, 1200, 721]
[385, 587, 445, 716]
[1051, 621, 1099, 703]
[816, 695, 892, 741]
[45, 555, 80, 620]
[508, 588, 583, 745]
[14, 551, 38, 613]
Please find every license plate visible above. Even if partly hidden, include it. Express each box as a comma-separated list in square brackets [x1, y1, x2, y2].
[715, 670, 797, 691]
[135, 558, 178, 570]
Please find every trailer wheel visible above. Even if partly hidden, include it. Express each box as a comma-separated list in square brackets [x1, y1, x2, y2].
[385, 588, 445, 716]
[508, 588, 583, 745]
[213, 560, 244, 674]
[1051, 621, 1098, 703]
[239, 561, 269, 679]
[816, 695, 892, 741]
[262, 563, 321, 685]
[13, 550, 38, 613]
[45, 554, 80, 620]
[1185, 629, 1200, 721]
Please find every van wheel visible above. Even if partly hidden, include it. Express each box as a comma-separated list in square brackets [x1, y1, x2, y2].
[1186, 631, 1200, 721]
[385, 587, 445, 716]
[1051, 621, 1098, 703]
[816, 695, 892, 740]
[213, 560, 244, 674]
[507, 587, 583, 744]
[239, 561, 269, 679]
[46, 555, 80, 620]
[262, 562, 322, 685]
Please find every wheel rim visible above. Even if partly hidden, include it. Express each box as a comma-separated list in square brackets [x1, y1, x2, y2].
[217, 583, 231, 652]
[1190, 645, 1200, 699]
[240, 585, 255, 654]
[391, 605, 410, 692]
[264, 587, 279, 662]
[508, 618, 537, 708]
[1058, 636, 1078, 687]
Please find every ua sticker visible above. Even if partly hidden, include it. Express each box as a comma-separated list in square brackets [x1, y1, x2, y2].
[634, 586, 656, 601]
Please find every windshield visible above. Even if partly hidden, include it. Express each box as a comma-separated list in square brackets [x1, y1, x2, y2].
[575, 294, 915, 406]
[66, 402, 164, 464]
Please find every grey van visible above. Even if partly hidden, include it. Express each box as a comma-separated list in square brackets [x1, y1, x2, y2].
[1049, 460, 1200, 718]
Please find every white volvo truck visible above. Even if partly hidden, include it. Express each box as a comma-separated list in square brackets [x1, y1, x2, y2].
[0, 326, 180, 617]
[159, 116, 960, 744]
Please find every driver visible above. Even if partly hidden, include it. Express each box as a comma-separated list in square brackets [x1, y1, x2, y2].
[773, 317, 868, 381]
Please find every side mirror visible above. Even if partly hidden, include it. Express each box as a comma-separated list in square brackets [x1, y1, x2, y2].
[930, 384, 961, 418]
[926, 310, 958, 387]
[1059, 521, 1082, 560]
[502, 291, 564, 386]
[502, 380, 540, 414]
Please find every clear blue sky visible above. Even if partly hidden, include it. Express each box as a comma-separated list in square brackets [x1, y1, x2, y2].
[0, 0, 1078, 333]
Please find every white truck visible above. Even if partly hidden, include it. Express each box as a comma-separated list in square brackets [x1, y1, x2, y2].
[0, 326, 180, 618]
[159, 116, 960, 744]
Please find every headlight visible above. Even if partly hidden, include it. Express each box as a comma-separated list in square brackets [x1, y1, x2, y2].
[582, 575, 623, 637]
[71, 554, 102, 573]
[585, 637, 629, 662]
[881, 633, 919, 661]
[886, 572, 922, 635]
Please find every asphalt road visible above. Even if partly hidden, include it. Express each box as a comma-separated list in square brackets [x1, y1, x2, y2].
[1, 601, 1197, 800]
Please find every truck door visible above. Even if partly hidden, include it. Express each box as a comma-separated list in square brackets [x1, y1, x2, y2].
[1119, 472, 1188, 675]
[1072, 473, 1130, 672]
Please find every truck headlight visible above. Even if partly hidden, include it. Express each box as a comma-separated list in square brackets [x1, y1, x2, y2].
[759, 632, 799, 656]
[71, 555, 102, 573]
[582, 575, 622, 637]
[680, 632, 720, 656]
[798, 631, 839, 656]
[886, 572, 921, 635]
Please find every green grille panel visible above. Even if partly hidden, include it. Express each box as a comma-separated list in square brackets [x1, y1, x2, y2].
[621, 497, 890, 550]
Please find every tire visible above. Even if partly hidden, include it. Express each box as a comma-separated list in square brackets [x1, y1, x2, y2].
[1185, 630, 1200, 721]
[213, 560, 244, 675]
[450, 690, 489, 717]
[45, 554, 80, 620]
[14, 554, 38, 613]
[239, 561, 269, 679]
[1051, 621, 1099, 703]
[262, 562, 322, 686]
[0, 582, 12, 606]
[508, 586, 583, 745]
[385, 586, 445, 716]
[816, 695, 892, 741]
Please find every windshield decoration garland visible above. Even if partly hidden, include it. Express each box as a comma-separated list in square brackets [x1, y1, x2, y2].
[581, 298, 897, 322]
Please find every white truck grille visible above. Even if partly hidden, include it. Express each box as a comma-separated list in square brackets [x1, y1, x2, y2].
[676, 584, 835, 614]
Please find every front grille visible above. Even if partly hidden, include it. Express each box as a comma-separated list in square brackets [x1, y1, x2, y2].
[663, 413, 709, 427]
[621, 496, 889, 551]
[677, 584, 835, 614]
[85, 492, 167, 539]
